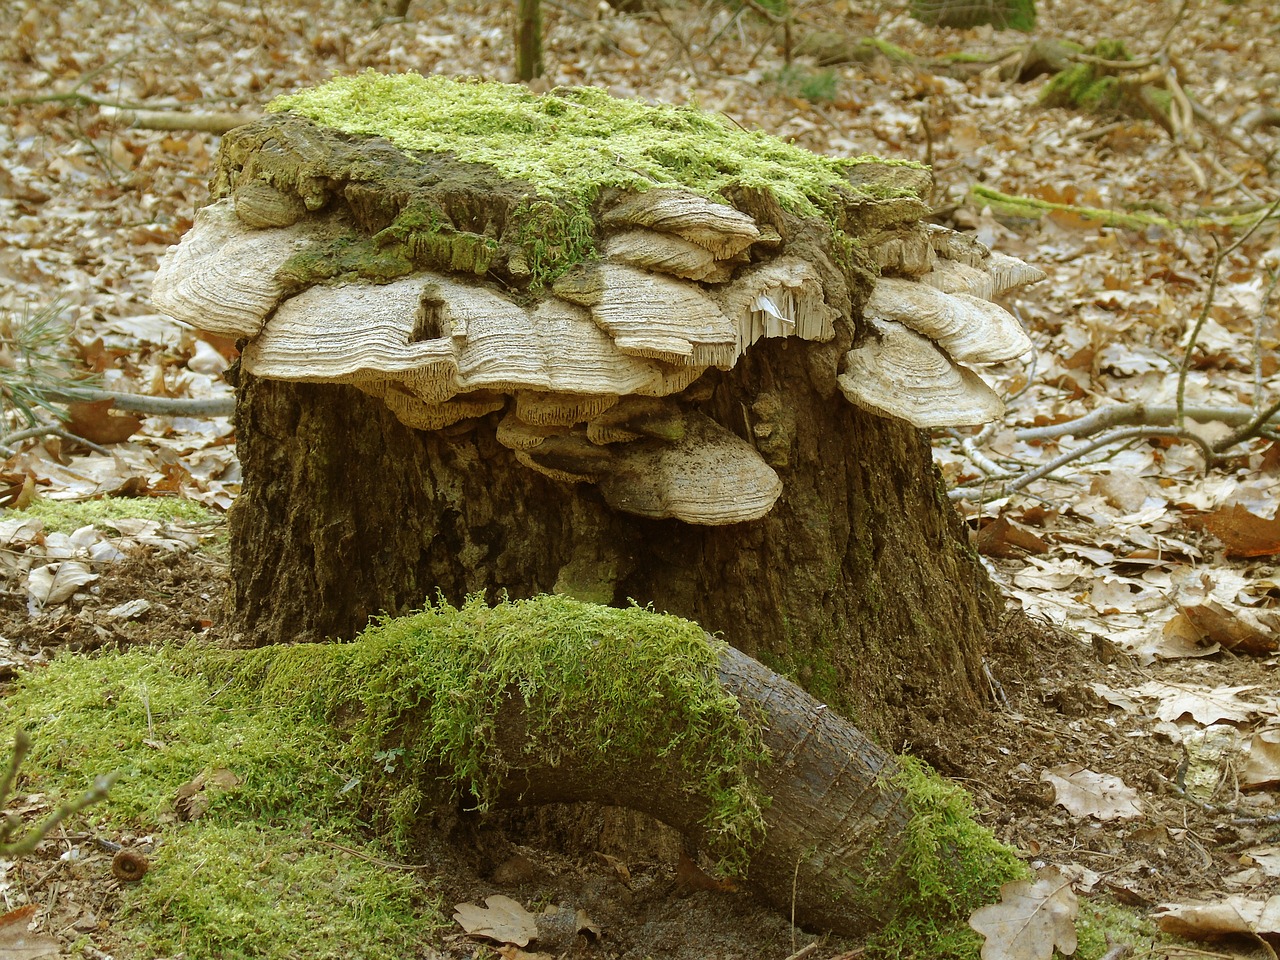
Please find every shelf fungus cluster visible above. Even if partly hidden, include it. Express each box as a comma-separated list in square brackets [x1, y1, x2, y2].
[838, 224, 1043, 429]
[152, 77, 1043, 526]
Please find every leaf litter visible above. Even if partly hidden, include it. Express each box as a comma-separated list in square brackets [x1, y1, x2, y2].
[2, 0, 1280, 957]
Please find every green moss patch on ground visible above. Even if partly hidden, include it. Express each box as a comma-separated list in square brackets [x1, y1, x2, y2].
[867, 755, 1030, 958]
[13, 495, 215, 534]
[2, 645, 436, 958]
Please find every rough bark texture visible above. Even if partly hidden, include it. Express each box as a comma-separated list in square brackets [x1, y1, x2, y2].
[480, 641, 913, 936]
[230, 322, 997, 747]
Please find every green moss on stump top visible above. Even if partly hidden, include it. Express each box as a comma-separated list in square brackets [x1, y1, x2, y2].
[268, 72, 922, 219]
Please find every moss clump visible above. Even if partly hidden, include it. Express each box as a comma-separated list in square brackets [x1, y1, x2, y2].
[1075, 896, 1161, 959]
[770, 65, 840, 103]
[11, 495, 216, 533]
[268, 72, 921, 222]
[129, 822, 429, 960]
[868, 755, 1030, 958]
[217, 594, 769, 874]
[1041, 40, 1132, 113]
[2, 647, 435, 958]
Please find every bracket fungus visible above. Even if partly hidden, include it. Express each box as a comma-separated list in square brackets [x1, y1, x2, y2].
[152, 73, 1043, 524]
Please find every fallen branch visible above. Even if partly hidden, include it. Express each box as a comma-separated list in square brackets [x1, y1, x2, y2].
[99, 108, 261, 134]
[47, 388, 235, 418]
[969, 185, 1277, 233]
[0, 424, 113, 457]
[1013, 402, 1280, 442]
[1176, 197, 1280, 430]
[949, 425, 1215, 502]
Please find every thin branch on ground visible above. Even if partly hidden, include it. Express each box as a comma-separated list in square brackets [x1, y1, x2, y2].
[0, 731, 114, 859]
[48, 388, 235, 417]
[1013, 402, 1280, 442]
[99, 107, 260, 134]
[1177, 197, 1280, 426]
[949, 426, 1215, 502]
[0, 424, 114, 457]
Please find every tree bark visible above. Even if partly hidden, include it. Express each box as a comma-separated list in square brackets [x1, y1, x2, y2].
[515, 0, 544, 81]
[484, 641, 916, 936]
[229, 320, 997, 747]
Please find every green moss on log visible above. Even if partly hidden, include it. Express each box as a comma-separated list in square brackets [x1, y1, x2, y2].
[867, 756, 1030, 958]
[213, 594, 770, 873]
[268, 72, 920, 220]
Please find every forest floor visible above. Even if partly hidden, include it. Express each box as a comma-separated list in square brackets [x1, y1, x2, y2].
[0, 0, 1278, 957]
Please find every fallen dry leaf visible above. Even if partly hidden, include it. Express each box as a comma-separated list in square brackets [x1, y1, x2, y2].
[977, 515, 1050, 558]
[173, 767, 241, 821]
[1241, 729, 1280, 789]
[1195, 504, 1280, 557]
[969, 865, 1078, 960]
[1176, 599, 1280, 655]
[0, 904, 62, 960]
[1134, 681, 1264, 725]
[25, 560, 99, 611]
[454, 895, 537, 947]
[1244, 846, 1280, 879]
[1155, 894, 1280, 938]
[64, 399, 144, 446]
[1040, 764, 1143, 820]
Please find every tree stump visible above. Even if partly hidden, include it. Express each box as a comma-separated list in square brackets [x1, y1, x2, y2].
[154, 73, 1042, 747]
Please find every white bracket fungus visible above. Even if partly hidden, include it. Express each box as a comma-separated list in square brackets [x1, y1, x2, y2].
[152, 100, 1044, 525]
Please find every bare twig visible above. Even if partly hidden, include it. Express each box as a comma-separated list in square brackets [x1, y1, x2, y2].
[0, 732, 114, 859]
[1014, 402, 1280, 442]
[1177, 198, 1280, 425]
[0, 425, 114, 457]
[949, 426, 1215, 502]
[1211, 396, 1280, 453]
[48, 389, 235, 417]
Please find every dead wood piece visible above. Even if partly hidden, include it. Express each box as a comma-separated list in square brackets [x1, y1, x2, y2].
[101, 107, 261, 134]
[484, 639, 917, 936]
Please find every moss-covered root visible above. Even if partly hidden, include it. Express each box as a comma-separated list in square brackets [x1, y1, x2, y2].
[220, 595, 1024, 940]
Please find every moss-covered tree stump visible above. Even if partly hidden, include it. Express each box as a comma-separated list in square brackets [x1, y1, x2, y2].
[155, 73, 1042, 749]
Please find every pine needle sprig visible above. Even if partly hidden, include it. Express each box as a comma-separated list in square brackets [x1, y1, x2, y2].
[0, 301, 96, 427]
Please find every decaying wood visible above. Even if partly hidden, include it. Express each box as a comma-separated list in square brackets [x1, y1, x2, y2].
[101, 107, 261, 134]
[157, 93, 1041, 754]
[484, 640, 916, 936]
